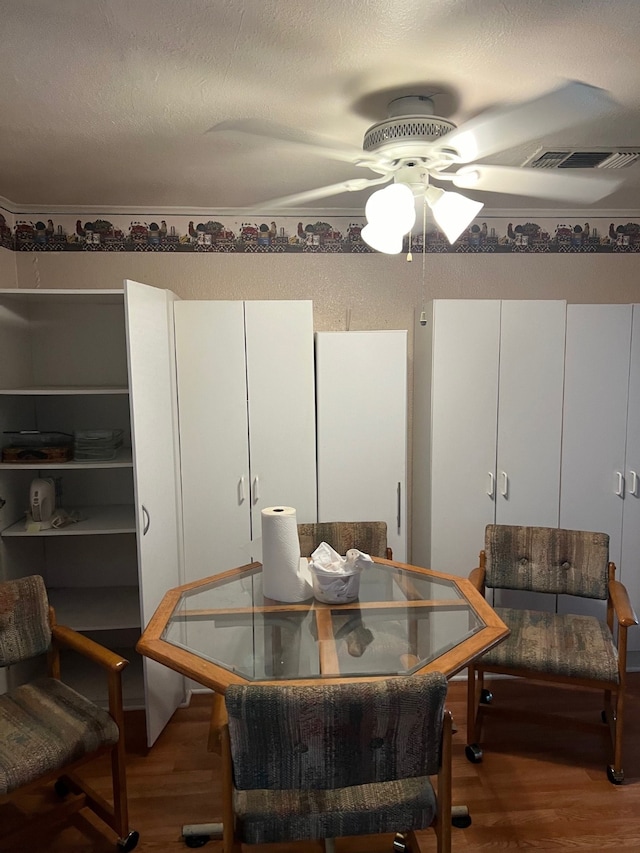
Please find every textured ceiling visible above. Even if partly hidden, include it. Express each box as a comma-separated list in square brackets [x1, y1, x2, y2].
[2, 0, 640, 213]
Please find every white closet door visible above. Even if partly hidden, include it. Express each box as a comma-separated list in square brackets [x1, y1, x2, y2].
[496, 301, 566, 526]
[427, 300, 501, 576]
[244, 301, 317, 535]
[174, 301, 252, 578]
[621, 304, 640, 652]
[124, 279, 185, 747]
[315, 331, 407, 561]
[559, 304, 632, 618]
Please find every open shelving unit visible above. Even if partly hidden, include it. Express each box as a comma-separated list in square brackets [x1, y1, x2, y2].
[0, 289, 144, 709]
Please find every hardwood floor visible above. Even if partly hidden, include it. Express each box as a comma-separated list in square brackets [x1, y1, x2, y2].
[4, 674, 640, 852]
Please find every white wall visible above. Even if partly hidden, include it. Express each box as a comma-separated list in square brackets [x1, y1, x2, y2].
[0, 248, 17, 288]
[12, 250, 640, 334]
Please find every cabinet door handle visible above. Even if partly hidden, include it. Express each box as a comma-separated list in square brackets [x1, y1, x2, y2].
[487, 472, 495, 498]
[142, 504, 150, 536]
[630, 470, 638, 497]
[252, 476, 260, 503]
[500, 471, 509, 498]
[397, 482, 402, 532]
[238, 476, 246, 504]
[615, 471, 625, 497]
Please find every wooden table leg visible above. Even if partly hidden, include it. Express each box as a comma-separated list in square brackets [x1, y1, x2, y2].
[207, 690, 228, 756]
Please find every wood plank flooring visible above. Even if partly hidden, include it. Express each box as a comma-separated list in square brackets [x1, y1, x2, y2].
[4, 674, 640, 852]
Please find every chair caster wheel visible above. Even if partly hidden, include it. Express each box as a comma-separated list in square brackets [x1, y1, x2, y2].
[607, 765, 624, 785]
[54, 777, 70, 798]
[451, 805, 472, 828]
[184, 836, 210, 848]
[465, 743, 483, 763]
[117, 830, 140, 851]
[480, 688, 493, 704]
[393, 832, 408, 852]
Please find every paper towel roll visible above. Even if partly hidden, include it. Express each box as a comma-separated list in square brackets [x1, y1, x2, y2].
[261, 506, 313, 602]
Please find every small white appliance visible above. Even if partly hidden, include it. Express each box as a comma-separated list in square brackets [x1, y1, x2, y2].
[30, 477, 56, 524]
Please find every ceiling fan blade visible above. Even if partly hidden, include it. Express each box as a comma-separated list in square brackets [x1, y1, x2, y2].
[451, 164, 624, 203]
[247, 176, 392, 210]
[433, 81, 617, 163]
[208, 118, 370, 165]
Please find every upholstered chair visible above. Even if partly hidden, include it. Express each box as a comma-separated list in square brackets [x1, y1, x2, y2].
[297, 520, 392, 560]
[0, 575, 138, 850]
[221, 673, 452, 853]
[466, 524, 637, 784]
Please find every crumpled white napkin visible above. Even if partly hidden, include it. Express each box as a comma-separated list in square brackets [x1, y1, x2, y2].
[310, 542, 373, 575]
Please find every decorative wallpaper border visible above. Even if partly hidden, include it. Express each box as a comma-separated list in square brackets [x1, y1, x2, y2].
[1, 211, 640, 254]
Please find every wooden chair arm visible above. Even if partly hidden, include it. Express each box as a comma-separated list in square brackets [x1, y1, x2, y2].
[468, 565, 486, 592]
[609, 579, 639, 628]
[51, 624, 129, 672]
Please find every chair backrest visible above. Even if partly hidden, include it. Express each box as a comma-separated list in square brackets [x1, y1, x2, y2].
[297, 521, 388, 559]
[225, 673, 447, 791]
[484, 524, 609, 600]
[0, 575, 51, 667]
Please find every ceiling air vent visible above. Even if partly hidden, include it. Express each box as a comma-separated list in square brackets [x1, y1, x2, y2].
[524, 148, 640, 170]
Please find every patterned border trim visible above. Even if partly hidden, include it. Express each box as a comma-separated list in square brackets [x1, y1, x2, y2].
[2, 212, 640, 254]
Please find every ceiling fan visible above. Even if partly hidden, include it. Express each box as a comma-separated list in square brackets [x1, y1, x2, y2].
[211, 81, 625, 252]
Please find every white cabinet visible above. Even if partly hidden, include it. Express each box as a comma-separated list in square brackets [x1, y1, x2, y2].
[174, 300, 317, 582]
[0, 285, 185, 746]
[315, 331, 408, 562]
[559, 304, 640, 651]
[412, 299, 566, 577]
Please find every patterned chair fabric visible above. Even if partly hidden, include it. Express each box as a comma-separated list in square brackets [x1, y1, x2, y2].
[484, 524, 609, 599]
[0, 678, 119, 794]
[225, 673, 447, 844]
[297, 521, 389, 559]
[479, 607, 619, 683]
[0, 575, 51, 666]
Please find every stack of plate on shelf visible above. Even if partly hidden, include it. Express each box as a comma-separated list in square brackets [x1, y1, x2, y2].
[73, 429, 123, 462]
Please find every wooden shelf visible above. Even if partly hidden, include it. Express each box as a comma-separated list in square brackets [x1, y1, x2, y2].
[1, 504, 136, 536]
[0, 448, 133, 470]
[48, 586, 141, 631]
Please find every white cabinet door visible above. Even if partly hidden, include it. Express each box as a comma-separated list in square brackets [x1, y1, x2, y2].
[496, 301, 566, 528]
[560, 304, 631, 556]
[413, 299, 565, 581]
[245, 301, 317, 532]
[493, 300, 566, 611]
[174, 301, 252, 579]
[315, 331, 407, 561]
[124, 279, 185, 747]
[418, 300, 501, 575]
[559, 304, 632, 618]
[621, 304, 640, 652]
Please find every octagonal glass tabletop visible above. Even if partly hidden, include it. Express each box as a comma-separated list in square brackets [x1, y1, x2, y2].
[161, 560, 486, 681]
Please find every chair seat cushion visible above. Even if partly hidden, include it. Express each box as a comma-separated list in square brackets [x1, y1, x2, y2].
[0, 677, 119, 795]
[234, 776, 436, 843]
[480, 607, 619, 683]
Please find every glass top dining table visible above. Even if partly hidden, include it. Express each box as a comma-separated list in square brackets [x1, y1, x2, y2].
[137, 557, 509, 691]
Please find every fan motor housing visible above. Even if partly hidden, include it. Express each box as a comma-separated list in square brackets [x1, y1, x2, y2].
[363, 115, 456, 155]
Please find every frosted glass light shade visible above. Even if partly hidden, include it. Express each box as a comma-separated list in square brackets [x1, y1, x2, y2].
[365, 183, 416, 232]
[425, 186, 484, 244]
[361, 223, 404, 254]
[362, 183, 416, 254]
